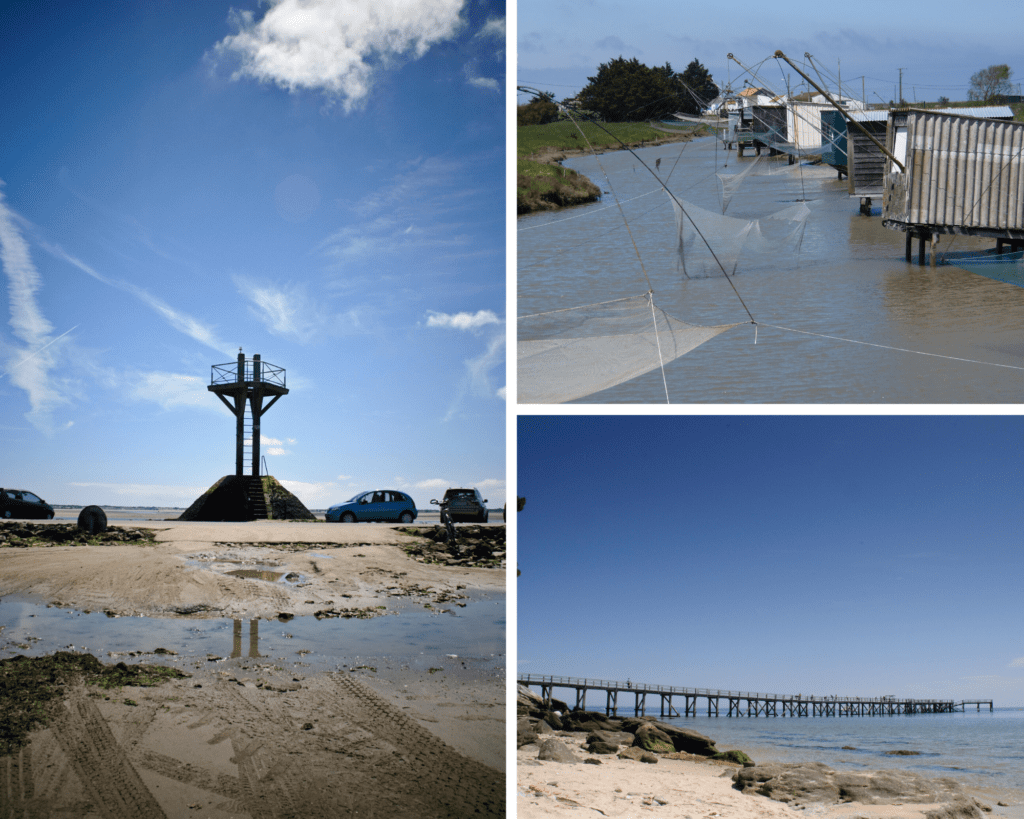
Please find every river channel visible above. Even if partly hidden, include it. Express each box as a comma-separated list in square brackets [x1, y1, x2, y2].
[517, 137, 1024, 403]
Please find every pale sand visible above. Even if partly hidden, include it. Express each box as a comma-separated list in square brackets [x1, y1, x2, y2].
[1, 520, 505, 817]
[518, 735, 978, 819]
[0, 520, 504, 619]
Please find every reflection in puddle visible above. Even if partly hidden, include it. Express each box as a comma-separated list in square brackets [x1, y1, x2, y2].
[226, 569, 283, 582]
[187, 557, 304, 585]
[0, 593, 504, 673]
[232, 618, 261, 658]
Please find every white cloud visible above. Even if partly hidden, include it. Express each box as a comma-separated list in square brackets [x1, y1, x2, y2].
[276, 478, 343, 508]
[234, 275, 361, 341]
[443, 331, 505, 422]
[426, 310, 502, 331]
[414, 478, 450, 490]
[496, 386, 506, 400]
[319, 154, 483, 264]
[130, 372, 213, 411]
[1010, 657, 1024, 668]
[67, 482, 207, 506]
[0, 184, 70, 432]
[261, 434, 295, 457]
[215, 0, 466, 111]
[337, 474, 352, 481]
[465, 68, 499, 91]
[476, 18, 505, 40]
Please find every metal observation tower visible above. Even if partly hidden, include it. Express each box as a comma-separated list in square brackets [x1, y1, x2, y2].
[208, 350, 288, 478]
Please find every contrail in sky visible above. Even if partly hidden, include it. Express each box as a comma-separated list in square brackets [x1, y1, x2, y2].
[0, 324, 79, 379]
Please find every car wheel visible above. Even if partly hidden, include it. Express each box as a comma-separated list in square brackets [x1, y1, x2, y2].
[47, 511, 54, 520]
[480, 511, 488, 523]
[399, 511, 414, 523]
[2, 510, 11, 518]
[341, 512, 356, 523]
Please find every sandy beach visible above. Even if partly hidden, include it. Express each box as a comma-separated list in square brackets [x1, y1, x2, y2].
[0, 520, 505, 818]
[518, 733, 999, 819]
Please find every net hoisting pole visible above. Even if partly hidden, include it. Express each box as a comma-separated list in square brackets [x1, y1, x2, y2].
[773, 51, 905, 173]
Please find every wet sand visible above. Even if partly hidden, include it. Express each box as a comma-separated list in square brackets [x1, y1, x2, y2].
[0, 520, 505, 817]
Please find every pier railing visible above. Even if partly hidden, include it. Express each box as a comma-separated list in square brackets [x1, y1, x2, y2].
[518, 673, 992, 717]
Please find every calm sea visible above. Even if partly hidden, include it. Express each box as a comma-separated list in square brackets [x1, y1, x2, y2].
[661, 708, 1024, 810]
[517, 137, 1024, 403]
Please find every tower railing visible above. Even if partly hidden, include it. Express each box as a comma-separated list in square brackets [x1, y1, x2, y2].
[211, 359, 287, 388]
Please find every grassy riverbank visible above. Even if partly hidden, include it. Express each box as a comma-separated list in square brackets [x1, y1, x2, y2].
[517, 120, 711, 215]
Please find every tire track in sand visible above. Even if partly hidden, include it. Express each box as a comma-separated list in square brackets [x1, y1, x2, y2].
[212, 673, 504, 818]
[48, 688, 167, 819]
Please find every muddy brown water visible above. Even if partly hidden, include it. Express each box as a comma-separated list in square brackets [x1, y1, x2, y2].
[518, 137, 1024, 403]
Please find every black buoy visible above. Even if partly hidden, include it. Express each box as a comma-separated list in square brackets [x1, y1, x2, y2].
[77, 505, 107, 535]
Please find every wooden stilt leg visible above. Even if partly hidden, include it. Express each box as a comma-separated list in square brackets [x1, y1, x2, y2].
[918, 233, 926, 266]
[906, 230, 912, 262]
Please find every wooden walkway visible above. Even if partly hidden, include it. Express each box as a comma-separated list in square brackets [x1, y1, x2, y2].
[519, 674, 993, 718]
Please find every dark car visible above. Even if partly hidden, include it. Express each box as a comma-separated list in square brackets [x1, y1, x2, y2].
[443, 487, 489, 523]
[0, 488, 55, 519]
[325, 490, 417, 523]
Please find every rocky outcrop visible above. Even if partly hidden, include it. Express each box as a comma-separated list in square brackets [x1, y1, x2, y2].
[517, 685, 569, 747]
[733, 763, 988, 818]
[617, 746, 660, 763]
[537, 738, 578, 763]
[620, 718, 718, 756]
[713, 750, 755, 767]
[559, 710, 621, 734]
[633, 723, 676, 754]
[586, 730, 635, 747]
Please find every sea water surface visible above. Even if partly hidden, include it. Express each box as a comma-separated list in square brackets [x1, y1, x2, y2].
[518, 137, 1024, 402]
[661, 708, 1024, 811]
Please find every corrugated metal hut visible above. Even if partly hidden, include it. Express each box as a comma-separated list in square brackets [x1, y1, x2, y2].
[881, 108, 1024, 264]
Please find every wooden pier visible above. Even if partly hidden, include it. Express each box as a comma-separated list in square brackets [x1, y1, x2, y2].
[519, 674, 993, 718]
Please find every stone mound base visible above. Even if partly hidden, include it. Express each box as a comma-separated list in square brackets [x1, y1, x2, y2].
[178, 476, 252, 521]
[262, 476, 316, 521]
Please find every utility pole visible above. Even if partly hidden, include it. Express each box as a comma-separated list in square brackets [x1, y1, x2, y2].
[898, 67, 905, 104]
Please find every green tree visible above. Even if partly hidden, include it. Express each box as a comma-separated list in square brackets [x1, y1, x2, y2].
[517, 92, 560, 126]
[677, 59, 718, 115]
[577, 57, 681, 121]
[968, 64, 1013, 102]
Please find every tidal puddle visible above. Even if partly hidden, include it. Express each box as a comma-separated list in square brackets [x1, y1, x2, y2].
[0, 592, 504, 673]
[184, 555, 308, 585]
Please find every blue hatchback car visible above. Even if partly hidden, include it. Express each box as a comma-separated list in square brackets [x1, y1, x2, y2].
[325, 490, 417, 523]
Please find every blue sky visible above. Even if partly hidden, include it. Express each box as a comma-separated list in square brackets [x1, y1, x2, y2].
[518, 415, 1024, 705]
[518, 0, 1022, 107]
[1, 0, 505, 509]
